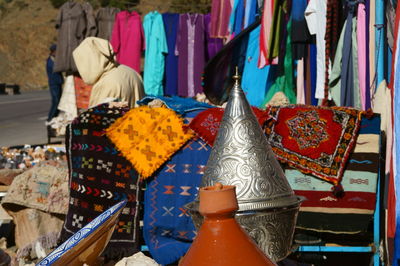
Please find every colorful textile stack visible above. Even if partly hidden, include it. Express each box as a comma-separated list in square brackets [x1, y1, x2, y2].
[106, 106, 194, 179]
[143, 134, 211, 265]
[286, 115, 380, 233]
[188, 106, 270, 146]
[60, 103, 141, 260]
[264, 105, 364, 187]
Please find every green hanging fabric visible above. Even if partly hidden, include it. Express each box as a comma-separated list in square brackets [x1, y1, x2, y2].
[262, 18, 296, 106]
[268, 0, 284, 60]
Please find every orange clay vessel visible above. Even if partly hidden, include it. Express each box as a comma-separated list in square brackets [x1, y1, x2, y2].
[179, 183, 277, 266]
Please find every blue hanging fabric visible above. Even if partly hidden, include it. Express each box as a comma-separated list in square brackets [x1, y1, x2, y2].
[340, 0, 358, 107]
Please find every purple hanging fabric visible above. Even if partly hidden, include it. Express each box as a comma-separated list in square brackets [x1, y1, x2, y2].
[204, 14, 225, 62]
[175, 14, 206, 97]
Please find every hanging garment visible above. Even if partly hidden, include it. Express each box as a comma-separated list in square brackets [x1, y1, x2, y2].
[325, 0, 344, 63]
[54, 1, 86, 73]
[229, 0, 246, 36]
[111, 11, 144, 73]
[387, 0, 396, 51]
[82, 2, 97, 37]
[309, 44, 318, 105]
[305, 0, 327, 100]
[60, 103, 141, 261]
[323, 0, 344, 102]
[203, 20, 260, 105]
[204, 14, 224, 61]
[329, 20, 346, 105]
[329, 17, 361, 109]
[365, 0, 371, 110]
[176, 13, 206, 97]
[143, 11, 168, 96]
[210, 0, 232, 38]
[258, 0, 274, 68]
[291, 0, 310, 60]
[267, 0, 285, 62]
[297, 59, 306, 104]
[244, 0, 258, 28]
[162, 13, 180, 96]
[262, 19, 296, 105]
[369, 0, 376, 98]
[340, 2, 359, 108]
[73, 37, 144, 108]
[96, 7, 120, 41]
[58, 75, 78, 118]
[241, 25, 270, 107]
[351, 13, 361, 109]
[357, 2, 368, 110]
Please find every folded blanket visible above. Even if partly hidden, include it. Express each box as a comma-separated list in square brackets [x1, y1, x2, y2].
[287, 115, 380, 233]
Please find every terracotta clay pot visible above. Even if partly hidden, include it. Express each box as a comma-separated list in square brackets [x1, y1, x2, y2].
[179, 183, 276, 266]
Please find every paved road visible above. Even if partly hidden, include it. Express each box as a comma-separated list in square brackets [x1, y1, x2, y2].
[0, 90, 54, 147]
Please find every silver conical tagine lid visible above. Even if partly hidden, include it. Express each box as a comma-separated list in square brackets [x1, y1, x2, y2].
[201, 69, 299, 211]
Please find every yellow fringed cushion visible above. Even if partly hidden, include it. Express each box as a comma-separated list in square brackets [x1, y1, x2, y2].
[106, 106, 194, 179]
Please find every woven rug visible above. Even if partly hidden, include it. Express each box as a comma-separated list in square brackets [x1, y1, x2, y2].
[142, 110, 211, 265]
[60, 103, 141, 261]
[188, 106, 270, 146]
[286, 115, 380, 233]
[264, 105, 364, 186]
[143, 136, 211, 265]
[106, 106, 194, 179]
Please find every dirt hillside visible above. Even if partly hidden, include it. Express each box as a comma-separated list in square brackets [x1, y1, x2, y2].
[0, 0, 58, 90]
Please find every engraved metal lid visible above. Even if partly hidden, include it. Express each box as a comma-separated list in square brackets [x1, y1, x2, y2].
[201, 69, 299, 211]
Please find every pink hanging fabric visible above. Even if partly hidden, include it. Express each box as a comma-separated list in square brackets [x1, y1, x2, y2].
[258, 0, 274, 68]
[210, 0, 232, 38]
[110, 11, 145, 73]
[296, 58, 305, 104]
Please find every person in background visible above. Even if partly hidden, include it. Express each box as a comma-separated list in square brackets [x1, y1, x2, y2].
[73, 37, 144, 108]
[46, 44, 64, 122]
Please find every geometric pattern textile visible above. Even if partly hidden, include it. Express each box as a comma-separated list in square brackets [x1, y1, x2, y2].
[60, 103, 141, 261]
[188, 106, 271, 146]
[286, 115, 381, 233]
[143, 135, 211, 265]
[106, 106, 194, 179]
[265, 105, 365, 186]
